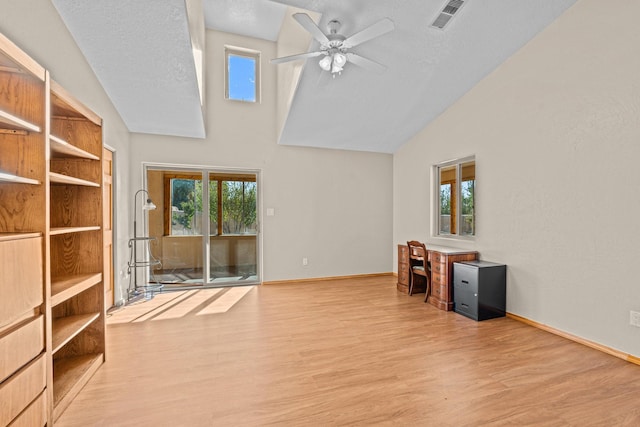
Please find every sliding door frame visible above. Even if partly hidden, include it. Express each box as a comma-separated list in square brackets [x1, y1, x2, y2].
[142, 162, 262, 287]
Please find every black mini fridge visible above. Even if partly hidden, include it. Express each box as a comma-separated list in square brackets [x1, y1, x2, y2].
[453, 260, 506, 321]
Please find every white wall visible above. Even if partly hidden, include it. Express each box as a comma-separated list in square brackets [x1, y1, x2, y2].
[394, 0, 640, 357]
[1, 0, 132, 305]
[130, 29, 394, 281]
[5, 0, 635, 359]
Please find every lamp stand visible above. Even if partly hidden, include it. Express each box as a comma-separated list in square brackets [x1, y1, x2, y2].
[127, 189, 162, 303]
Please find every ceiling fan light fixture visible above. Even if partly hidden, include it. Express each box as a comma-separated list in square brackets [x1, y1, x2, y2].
[330, 52, 346, 76]
[333, 52, 346, 67]
[319, 55, 332, 71]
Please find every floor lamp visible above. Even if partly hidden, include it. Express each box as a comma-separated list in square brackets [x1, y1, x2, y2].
[128, 189, 161, 302]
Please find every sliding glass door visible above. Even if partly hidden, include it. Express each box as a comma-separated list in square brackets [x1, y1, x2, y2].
[145, 166, 259, 288]
[208, 174, 257, 283]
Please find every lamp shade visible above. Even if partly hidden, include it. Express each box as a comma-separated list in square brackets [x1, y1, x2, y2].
[318, 55, 332, 71]
[142, 199, 156, 210]
[333, 52, 346, 67]
[331, 52, 346, 74]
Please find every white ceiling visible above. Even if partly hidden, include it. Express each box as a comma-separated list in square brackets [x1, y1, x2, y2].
[204, 0, 288, 42]
[52, 0, 206, 138]
[52, 0, 577, 153]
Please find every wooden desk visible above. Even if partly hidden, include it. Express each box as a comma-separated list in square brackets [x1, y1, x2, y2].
[397, 244, 477, 311]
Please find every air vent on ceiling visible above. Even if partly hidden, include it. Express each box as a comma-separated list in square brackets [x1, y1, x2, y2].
[431, 0, 465, 30]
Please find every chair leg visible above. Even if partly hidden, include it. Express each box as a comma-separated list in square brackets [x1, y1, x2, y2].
[408, 272, 414, 296]
[424, 274, 430, 303]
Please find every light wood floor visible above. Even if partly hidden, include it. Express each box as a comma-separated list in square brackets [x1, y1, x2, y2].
[57, 276, 640, 426]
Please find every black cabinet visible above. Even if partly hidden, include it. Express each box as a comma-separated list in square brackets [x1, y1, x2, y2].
[453, 260, 506, 321]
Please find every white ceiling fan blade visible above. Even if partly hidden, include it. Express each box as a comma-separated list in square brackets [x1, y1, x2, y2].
[343, 18, 395, 48]
[293, 13, 329, 45]
[346, 53, 387, 74]
[271, 51, 325, 64]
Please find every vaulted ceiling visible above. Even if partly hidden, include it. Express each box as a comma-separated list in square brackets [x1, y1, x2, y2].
[52, 0, 577, 153]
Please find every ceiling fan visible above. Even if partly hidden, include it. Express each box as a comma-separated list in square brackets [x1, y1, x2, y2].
[271, 13, 395, 77]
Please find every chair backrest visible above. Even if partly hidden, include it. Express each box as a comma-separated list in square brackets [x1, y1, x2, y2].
[407, 240, 429, 275]
[407, 240, 427, 263]
[407, 240, 430, 297]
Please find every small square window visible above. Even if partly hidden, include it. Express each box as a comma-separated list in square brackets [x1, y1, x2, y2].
[225, 47, 260, 103]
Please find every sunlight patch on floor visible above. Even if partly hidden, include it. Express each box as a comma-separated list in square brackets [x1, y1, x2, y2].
[152, 288, 223, 321]
[107, 286, 255, 324]
[196, 286, 254, 315]
[133, 291, 195, 323]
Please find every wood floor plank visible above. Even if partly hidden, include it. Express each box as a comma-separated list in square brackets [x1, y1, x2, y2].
[56, 276, 640, 426]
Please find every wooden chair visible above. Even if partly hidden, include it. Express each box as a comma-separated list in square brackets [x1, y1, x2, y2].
[407, 240, 431, 298]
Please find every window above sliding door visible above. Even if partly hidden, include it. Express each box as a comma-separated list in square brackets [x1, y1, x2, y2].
[225, 46, 260, 103]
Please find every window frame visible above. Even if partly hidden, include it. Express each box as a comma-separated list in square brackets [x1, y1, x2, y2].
[163, 172, 257, 237]
[224, 46, 260, 103]
[208, 173, 258, 236]
[433, 155, 476, 239]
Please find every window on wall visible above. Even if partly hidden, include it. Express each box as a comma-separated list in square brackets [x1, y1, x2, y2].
[209, 176, 257, 235]
[168, 175, 203, 236]
[165, 173, 257, 236]
[436, 157, 475, 237]
[225, 47, 260, 103]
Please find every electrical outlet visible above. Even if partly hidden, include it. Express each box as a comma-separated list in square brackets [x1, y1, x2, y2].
[630, 310, 640, 328]
[302, 257, 308, 266]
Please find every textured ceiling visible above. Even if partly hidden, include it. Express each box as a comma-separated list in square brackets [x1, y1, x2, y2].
[272, 0, 577, 152]
[204, 0, 287, 42]
[52, 0, 578, 152]
[52, 0, 206, 138]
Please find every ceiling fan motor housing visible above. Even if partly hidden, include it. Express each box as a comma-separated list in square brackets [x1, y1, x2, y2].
[327, 19, 341, 34]
[325, 19, 347, 50]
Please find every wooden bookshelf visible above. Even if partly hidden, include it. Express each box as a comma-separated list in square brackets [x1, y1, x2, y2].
[52, 353, 103, 420]
[49, 171, 100, 187]
[50, 135, 99, 160]
[0, 109, 41, 133]
[0, 171, 40, 185]
[0, 31, 48, 426]
[49, 226, 101, 236]
[52, 313, 101, 354]
[51, 273, 102, 307]
[49, 79, 105, 423]
[1, 28, 106, 426]
[0, 231, 41, 241]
